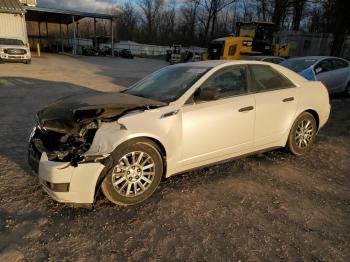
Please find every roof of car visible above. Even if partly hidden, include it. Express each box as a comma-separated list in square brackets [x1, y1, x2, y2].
[286, 56, 341, 61]
[243, 56, 285, 60]
[176, 60, 283, 68]
[175, 60, 229, 67]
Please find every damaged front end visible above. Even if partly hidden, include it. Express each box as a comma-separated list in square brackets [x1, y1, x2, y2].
[28, 92, 166, 173]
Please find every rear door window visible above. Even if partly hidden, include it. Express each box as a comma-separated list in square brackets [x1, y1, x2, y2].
[331, 58, 349, 70]
[250, 64, 295, 92]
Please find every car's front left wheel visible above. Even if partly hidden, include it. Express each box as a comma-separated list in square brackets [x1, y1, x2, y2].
[101, 139, 163, 206]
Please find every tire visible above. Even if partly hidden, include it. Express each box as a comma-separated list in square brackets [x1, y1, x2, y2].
[287, 112, 317, 156]
[101, 139, 163, 206]
[25, 59, 31, 64]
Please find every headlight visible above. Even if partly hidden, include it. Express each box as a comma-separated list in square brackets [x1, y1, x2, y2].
[243, 41, 252, 47]
[0, 48, 4, 53]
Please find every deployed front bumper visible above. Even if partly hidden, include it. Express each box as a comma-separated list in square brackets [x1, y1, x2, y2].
[29, 151, 105, 204]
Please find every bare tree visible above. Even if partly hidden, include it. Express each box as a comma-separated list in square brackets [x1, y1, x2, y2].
[291, 0, 306, 30]
[179, 0, 201, 45]
[158, 1, 177, 45]
[272, 0, 290, 29]
[330, 0, 350, 55]
[256, 0, 269, 20]
[116, 2, 138, 41]
[198, 0, 237, 44]
[138, 0, 164, 43]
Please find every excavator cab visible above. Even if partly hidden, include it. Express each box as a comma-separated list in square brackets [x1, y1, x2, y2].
[208, 21, 289, 60]
[236, 21, 275, 55]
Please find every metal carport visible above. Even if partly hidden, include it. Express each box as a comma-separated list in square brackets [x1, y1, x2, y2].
[23, 6, 116, 55]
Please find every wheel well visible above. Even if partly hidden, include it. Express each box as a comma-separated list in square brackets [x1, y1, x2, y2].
[145, 137, 167, 158]
[143, 137, 167, 177]
[305, 109, 320, 130]
[94, 136, 167, 200]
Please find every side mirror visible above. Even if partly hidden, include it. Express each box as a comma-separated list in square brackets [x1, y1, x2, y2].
[314, 67, 323, 74]
[194, 87, 220, 102]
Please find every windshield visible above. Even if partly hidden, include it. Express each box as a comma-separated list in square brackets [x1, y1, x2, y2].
[0, 38, 24, 46]
[281, 58, 317, 72]
[239, 24, 256, 38]
[125, 66, 211, 103]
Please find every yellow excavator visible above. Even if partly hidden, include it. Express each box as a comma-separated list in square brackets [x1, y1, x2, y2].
[207, 21, 290, 60]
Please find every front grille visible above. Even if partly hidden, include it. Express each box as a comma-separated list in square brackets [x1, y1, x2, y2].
[5, 48, 26, 55]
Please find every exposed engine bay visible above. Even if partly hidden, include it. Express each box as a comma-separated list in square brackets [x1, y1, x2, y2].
[28, 92, 166, 169]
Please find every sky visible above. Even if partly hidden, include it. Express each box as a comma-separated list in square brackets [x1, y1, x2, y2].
[38, 0, 120, 13]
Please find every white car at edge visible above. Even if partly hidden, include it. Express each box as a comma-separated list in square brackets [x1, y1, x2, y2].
[28, 60, 331, 206]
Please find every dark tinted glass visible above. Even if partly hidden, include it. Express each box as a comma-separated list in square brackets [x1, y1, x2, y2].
[280, 58, 317, 72]
[0, 38, 24, 45]
[315, 59, 335, 73]
[250, 65, 295, 91]
[331, 58, 349, 69]
[201, 66, 247, 99]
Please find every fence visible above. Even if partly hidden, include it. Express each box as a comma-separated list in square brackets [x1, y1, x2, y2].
[100, 42, 207, 57]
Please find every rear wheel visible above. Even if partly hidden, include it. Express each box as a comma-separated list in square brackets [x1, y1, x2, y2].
[101, 139, 163, 206]
[287, 112, 317, 156]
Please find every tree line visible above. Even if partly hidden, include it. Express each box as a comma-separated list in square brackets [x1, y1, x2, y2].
[112, 0, 350, 56]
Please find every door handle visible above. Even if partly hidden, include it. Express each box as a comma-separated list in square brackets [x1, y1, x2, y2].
[283, 97, 294, 102]
[238, 106, 254, 112]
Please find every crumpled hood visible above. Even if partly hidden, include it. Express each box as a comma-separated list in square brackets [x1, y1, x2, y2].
[37, 92, 166, 133]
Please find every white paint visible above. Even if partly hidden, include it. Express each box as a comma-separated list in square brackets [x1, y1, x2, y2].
[37, 60, 331, 204]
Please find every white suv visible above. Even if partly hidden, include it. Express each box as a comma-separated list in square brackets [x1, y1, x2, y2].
[0, 38, 31, 64]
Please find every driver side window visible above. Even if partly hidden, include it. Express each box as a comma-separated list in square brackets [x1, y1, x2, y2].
[200, 66, 248, 100]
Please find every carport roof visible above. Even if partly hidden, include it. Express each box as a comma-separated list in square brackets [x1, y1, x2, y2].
[0, 0, 24, 14]
[24, 6, 115, 24]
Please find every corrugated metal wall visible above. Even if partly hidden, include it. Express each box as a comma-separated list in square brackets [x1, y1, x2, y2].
[0, 13, 27, 41]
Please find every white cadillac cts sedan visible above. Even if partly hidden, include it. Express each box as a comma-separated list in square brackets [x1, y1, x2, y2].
[28, 61, 330, 206]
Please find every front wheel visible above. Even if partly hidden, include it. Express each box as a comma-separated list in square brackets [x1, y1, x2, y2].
[101, 139, 163, 206]
[287, 112, 317, 156]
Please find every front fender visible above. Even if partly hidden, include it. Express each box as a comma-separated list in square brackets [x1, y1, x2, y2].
[84, 121, 166, 156]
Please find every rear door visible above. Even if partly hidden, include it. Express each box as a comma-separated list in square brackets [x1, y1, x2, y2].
[314, 58, 339, 92]
[329, 58, 350, 92]
[250, 64, 299, 147]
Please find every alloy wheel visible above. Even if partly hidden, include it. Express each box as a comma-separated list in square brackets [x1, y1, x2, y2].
[295, 119, 314, 148]
[111, 151, 155, 197]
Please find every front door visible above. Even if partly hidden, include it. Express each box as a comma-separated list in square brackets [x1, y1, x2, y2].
[179, 65, 256, 165]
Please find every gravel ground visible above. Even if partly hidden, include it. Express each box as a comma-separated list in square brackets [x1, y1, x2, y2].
[0, 54, 349, 261]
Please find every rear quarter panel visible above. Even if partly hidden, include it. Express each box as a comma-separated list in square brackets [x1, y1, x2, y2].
[296, 81, 330, 129]
[271, 64, 330, 130]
